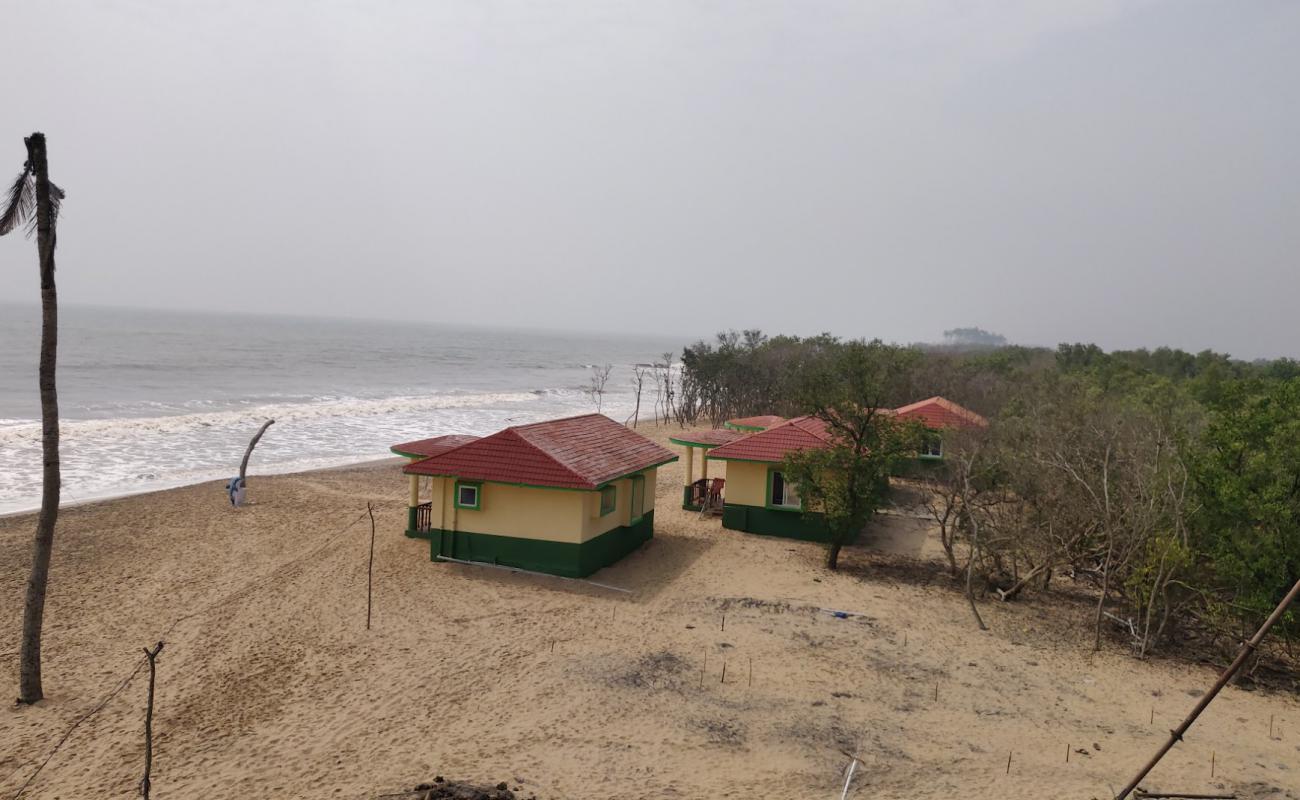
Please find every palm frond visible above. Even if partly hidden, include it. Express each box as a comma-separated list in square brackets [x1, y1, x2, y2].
[23, 180, 65, 239]
[48, 181, 64, 225]
[0, 165, 34, 237]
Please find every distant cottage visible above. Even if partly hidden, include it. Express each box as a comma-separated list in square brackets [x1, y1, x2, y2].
[690, 397, 988, 542]
[892, 396, 988, 460]
[395, 414, 677, 578]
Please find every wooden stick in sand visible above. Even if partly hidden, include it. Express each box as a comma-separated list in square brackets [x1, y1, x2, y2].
[140, 642, 164, 800]
[366, 502, 376, 630]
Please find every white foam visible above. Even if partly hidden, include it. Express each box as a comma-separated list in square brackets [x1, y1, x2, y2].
[0, 388, 636, 514]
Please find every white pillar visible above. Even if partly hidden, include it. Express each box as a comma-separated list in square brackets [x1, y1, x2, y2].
[685, 445, 694, 486]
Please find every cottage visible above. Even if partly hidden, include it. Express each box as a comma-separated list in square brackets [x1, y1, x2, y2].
[892, 396, 988, 460]
[702, 397, 988, 541]
[399, 414, 677, 578]
[704, 416, 835, 542]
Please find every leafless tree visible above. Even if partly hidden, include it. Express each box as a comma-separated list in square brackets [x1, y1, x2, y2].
[656, 352, 677, 425]
[628, 365, 648, 427]
[587, 363, 613, 413]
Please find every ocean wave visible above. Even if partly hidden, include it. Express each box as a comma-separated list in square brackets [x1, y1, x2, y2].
[0, 387, 637, 513]
[0, 389, 578, 444]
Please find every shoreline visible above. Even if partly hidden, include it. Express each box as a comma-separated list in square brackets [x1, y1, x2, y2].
[0, 455, 405, 520]
[0, 415, 677, 519]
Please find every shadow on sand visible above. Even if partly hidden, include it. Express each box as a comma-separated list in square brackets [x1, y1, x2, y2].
[428, 528, 717, 606]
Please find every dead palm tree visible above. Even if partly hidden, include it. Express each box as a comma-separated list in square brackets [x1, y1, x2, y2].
[1, 132, 65, 704]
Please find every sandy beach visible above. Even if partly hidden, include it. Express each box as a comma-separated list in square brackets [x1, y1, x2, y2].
[2, 424, 1297, 799]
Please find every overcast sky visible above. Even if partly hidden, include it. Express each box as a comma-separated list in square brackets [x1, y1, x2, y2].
[2, 1, 1297, 357]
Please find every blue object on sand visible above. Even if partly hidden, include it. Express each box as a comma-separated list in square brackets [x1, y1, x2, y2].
[226, 476, 244, 506]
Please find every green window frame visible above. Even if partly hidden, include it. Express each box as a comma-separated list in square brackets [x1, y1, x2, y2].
[629, 474, 646, 523]
[765, 467, 801, 511]
[599, 484, 617, 516]
[454, 480, 482, 510]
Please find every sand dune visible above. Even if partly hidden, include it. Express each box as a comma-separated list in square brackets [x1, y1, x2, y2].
[2, 426, 1297, 799]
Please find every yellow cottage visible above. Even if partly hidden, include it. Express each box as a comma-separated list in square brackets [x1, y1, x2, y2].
[396, 414, 677, 578]
[704, 416, 836, 542]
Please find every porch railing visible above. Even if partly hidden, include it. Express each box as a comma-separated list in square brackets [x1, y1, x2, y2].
[415, 502, 432, 533]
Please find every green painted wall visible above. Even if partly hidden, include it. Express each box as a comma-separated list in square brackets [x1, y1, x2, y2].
[720, 503, 833, 542]
[423, 511, 655, 578]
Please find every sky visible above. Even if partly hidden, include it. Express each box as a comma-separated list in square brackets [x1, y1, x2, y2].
[1, 0, 1297, 358]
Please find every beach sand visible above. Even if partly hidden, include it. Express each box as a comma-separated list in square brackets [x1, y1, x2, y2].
[2, 425, 1297, 799]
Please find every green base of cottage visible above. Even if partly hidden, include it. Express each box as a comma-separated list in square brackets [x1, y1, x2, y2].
[720, 503, 832, 542]
[413, 511, 655, 578]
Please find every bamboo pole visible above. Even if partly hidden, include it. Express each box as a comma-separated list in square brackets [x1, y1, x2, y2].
[1114, 577, 1300, 799]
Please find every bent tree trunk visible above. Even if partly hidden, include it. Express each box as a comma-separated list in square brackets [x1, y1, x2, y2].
[239, 419, 275, 483]
[19, 133, 59, 705]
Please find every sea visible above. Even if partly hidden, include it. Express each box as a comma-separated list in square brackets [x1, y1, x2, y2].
[0, 304, 688, 515]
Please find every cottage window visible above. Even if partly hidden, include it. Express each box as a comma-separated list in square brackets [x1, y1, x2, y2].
[920, 435, 943, 458]
[599, 484, 617, 516]
[455, 481, 481, 510]
[769, 470, 801, 510]
[629, 474, 646, 523]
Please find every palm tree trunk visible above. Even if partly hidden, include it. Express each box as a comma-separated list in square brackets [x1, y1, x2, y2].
[19, 133, 59, 705]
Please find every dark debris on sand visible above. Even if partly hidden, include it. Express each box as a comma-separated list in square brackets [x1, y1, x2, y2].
[387, 777, 537, 800]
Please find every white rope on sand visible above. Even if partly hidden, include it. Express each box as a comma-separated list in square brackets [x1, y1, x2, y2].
[839, 756, 858, 800]
[434, 555, 632, 593]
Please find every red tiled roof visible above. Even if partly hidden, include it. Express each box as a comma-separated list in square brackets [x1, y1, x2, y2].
[403, 413, 678, 489]
[668, 429, 747, 448]
[390, 434, 481, 459]
[725, 415, 786, 431]
[706, 416, 833, 463]
[893, 397, 988, 430]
